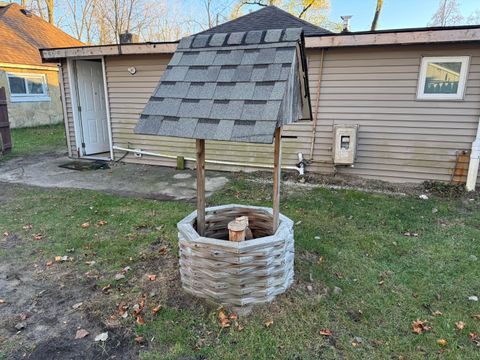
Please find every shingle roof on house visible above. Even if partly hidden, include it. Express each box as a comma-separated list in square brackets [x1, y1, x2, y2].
[0, 3, 83, 67]
[198, 6, 330, 37]
[135, 28, 312, 144]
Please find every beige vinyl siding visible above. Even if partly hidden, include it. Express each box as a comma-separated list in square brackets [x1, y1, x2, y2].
[61, 59, 77, 157]
[105, 54, 311, 171]
[308, 44, 480, 182]
[59, 42, 480, 183]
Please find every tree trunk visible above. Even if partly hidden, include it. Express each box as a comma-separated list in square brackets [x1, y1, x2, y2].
[370, 0, 383, 31]
[46, 0, 54, 24]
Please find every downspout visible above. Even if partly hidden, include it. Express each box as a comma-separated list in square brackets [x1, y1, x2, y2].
[112, 145, 305, 174]
[308, 48, 324, 160]
[466, 117, 480, 191]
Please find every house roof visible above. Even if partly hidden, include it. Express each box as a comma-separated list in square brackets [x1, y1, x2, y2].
[198, 6, 330, 36]
[0, 3, 83, 67]
[134, 28, 312, 144]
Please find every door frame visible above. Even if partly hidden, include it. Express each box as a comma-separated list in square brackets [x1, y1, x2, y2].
[67, 56, 113, 160]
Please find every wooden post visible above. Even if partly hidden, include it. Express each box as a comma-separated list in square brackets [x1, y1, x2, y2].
[196, 139, 205, 236]
[273, 127, 282, 232]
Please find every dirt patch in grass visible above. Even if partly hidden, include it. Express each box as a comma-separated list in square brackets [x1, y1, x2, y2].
[0, 247, 136, 359]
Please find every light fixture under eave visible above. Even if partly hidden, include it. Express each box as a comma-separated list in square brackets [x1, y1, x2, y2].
[127, 66, 136, 75]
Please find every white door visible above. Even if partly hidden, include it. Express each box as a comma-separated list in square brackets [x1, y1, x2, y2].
[75, 60, 109, 155]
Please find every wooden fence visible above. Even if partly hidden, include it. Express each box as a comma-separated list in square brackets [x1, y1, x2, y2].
[0, 87, 12, 154]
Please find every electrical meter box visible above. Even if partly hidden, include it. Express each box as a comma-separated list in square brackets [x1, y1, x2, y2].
[333, 125, 358, 165]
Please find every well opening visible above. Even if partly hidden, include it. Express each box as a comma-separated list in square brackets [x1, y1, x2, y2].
[193, 206, 274, 240]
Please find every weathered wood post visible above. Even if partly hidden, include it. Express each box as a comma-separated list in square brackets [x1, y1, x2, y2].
[196, 139, 205, 236]
[273, 127, 282, 232]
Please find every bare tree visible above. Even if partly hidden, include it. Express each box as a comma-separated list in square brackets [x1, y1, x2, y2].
[370, 0, 383, 31]
[65, 0, 97, 44]
[428, 0, 464, 26]
[467, 9, 480, 25]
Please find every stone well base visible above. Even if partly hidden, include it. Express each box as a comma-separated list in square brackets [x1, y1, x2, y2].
[177, 204, 294, 307]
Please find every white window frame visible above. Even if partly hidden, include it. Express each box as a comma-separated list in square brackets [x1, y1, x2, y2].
[6, 72, 50, 102]
[417, 56, 469, 100]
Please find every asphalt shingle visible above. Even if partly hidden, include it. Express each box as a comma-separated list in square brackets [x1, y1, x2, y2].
[136, 25, 310, 144]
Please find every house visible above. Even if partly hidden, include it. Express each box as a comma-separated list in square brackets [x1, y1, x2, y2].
[0, 2, 83, 128]
[40, 6, 480, 188]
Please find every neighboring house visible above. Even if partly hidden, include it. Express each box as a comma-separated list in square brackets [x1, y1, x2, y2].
[0, 2, 83, 128]
[41, 6, 480, 186]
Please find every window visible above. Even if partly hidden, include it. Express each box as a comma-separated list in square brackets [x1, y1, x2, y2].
[7, 73, 50, 102]
[417, 56, 469, 100]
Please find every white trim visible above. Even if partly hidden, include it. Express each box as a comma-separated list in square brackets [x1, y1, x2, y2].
[10, 95, 51, 102]
[101, 56, 114, 160]
[0, 62, 59, 72]
[6, 72, 49, 101]
[416, 56, 470, 100]
[67, 58, 83, 157]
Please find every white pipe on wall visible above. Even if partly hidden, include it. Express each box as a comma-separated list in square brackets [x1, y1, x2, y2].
[112, 145, 304, 174]
[466, 118, 480, 191]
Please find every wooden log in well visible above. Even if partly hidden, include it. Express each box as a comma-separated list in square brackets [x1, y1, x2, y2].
[228, 220, 246, 242]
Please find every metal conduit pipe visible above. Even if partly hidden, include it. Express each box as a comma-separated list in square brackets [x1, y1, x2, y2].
[112, 145, 305, 175]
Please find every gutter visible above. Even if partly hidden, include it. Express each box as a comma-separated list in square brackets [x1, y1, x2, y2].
[112, 145, 305, 175]
[466, 117, 480, 191]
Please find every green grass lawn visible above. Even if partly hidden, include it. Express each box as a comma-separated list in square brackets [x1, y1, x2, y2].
[0, 123, 66, 161]
[0, 176, 479, 359]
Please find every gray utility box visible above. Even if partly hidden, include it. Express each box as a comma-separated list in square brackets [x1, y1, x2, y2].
[333, 124, 358, 165]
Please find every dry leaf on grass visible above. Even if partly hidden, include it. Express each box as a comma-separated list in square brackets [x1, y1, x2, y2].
[218, 309, 230, 328]
[135, 336, 144, 344]
[3, 231, 9, 237]
[264, 319, 274, 328]
[147, 274, 156, 281]
[80, 222, 90, 229]
[158, 246, 169, 255]
[432, 310, 443, 316]
[94, 332, 108, 342]
[437, 339, 448, 347]
[136, 316, 145, 325]
[75, 329, 89, 339]
[472, 314, 480, 320]
[97, 220, 107, 226]
[228, 313, 238, 320]
[469, 332, 480, 346]
[412, 319, 432, 334]
[320, 329, 333, 336]
[235, 322, 244, 331]
[152, 305, 162, 314]
[455, 321, 466, 330]
[46, 260, 53, 267]
[22, 224, 33, 230]
[34, 233, 43, 241]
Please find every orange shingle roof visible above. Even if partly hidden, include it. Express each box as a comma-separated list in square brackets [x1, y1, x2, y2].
[0, 3, 84, 67]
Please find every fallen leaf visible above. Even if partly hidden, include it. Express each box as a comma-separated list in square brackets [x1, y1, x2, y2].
[75, 329, 89, 339]
[22, 224, 33, 230]
[228, 313, 238, 320]
[135, 336, 144, 344]
[264, 319, 273, 328]
[152, 305, 162, 314]
[102, 284, 111, 293]
[46, 260, 53, 267]
[473, 314, 480, 320]
[318, 256, 325, 264]
[3, 231, 9, 237]
[412, 319, 432, 334]
[55, 256, 69, 262]
[432, 310, 443, 316]
[34, 233, 43, 241]
[81, 222, 90, 229]
[335, 272, 344, 279]
[72, 302, 83, 310]
[85, 261, 96, 266]
[235, 322, 244, 331]
[114, 273, 125, 281]
[94, 332, 108, 342]
[455, 321, 466, 330]
[378, 280, 385, 286]
[136, 316, 145, 325]
[147, 274, 156, 281]
[218, 309, 230, 328]
[437, 339, 448, 347]
[158, 246, 169, 255]
[97, 220, 107, 226]
[117, 302, 128, 316]
[320, 329, 333, 336]
[469, 332, 480, 346]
